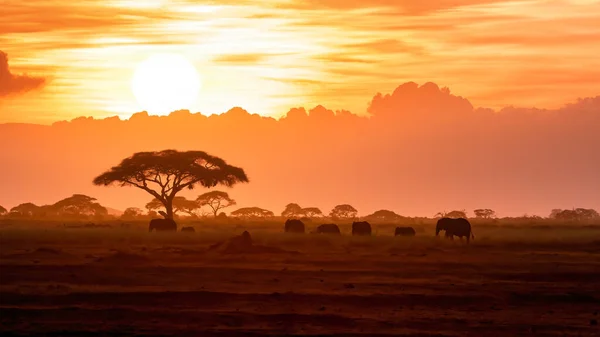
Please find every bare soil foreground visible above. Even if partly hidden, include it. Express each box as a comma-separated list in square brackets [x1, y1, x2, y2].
[1, 220, 600, 336]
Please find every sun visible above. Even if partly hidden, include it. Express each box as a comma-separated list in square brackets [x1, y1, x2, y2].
[131, 53, 201, 115]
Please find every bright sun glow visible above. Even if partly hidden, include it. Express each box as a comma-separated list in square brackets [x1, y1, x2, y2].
[131, 53, 201, 115]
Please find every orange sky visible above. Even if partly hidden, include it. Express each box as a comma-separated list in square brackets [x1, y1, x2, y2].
[1, 1, 599, 217]
[2, 0, 600, 123]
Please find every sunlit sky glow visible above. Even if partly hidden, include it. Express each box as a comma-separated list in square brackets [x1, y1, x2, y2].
[1, 0, 600, 123]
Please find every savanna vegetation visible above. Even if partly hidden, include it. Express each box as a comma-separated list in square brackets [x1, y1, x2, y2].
[1, 149, 599, 336]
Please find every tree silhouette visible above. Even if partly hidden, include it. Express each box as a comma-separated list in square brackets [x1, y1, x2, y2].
[364, 209, 403, 222]
[330, 204, 358, 219]
[196, 191, 236, 217]
[281, 203, 303, 218]
[551, 208, 599, 221]
[9, 203, 42, 217]
[575, 208, 599, 220]
[93, 150, 248, 219]
[549, 209, 562, 219]
[435, 210, 467, 218]
[0, 205, 6, 215]
[146, 196, 200, 217]
[145, 198, 164, 213]
[51, 194, 108, 219]
[301, 207, 323, 217]
[473, 209, 496, 219]
[121, 207, 145, 220]
[231, 207, 274, 218]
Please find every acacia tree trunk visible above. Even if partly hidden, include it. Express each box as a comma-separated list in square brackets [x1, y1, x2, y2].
[164, 198, 174, 219]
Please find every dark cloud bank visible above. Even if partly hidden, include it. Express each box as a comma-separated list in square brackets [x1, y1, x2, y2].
[0, 82, 598, 216]
[0, 51, 45, 97]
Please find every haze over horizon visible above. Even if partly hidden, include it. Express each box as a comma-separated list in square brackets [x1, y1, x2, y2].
[1, 81, 599, 217]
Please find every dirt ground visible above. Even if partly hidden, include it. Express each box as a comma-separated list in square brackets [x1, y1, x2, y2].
[1, 223, 599, 336]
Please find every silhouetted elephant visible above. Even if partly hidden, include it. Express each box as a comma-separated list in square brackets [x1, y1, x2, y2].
[352, 221, 372, 236]
[181, 226, 195, 233]
[435, 217, 474, 243]
[285, 219, 305, 233]
[149, 218, 177, 232]
[315, 224, 341, 234]
[395, 226, 416, 236]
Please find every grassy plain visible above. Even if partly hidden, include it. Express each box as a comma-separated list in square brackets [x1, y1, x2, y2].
[1, 218, 599, 336]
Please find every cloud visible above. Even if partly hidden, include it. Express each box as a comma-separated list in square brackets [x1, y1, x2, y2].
[0, 51, 46, 97]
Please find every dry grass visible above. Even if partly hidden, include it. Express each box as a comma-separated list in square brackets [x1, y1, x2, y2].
[1, 219, 600, 336]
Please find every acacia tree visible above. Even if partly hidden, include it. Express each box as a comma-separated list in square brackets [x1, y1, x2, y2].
[301, 207, 323, 218]
[146, 196, 200, 217]
[473, 209, 496, 219]
[551, 208, 599, 221]
[435, 210, 467, 218]
[9, 203, 42, 217]
[281, 203, 303, 218]
[231, 207, 274, 218]
[0, 205, 6, 216]
[145, 198, 164, 213]
[121, 207, 145, 220]
[365, 209, 403, 222]
[330, 204, 358, 219]
[196, 191, 236, 217]
[51, 194, 108, 219]
[93, 150, 249, 219]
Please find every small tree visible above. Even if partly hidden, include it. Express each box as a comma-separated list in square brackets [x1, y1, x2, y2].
[473, 209, 496, 219]
[51, 194, 108, 219]
[552, 208, 599, 222]
[121, 207, 145, 220]
[281, 203, 303, 218]
[0, 205, 6, 216]
[196, 191, 236, 217]
[9, 203, 42, 218]
[93, 150, 248, 219]
[364, 209, 403, 222]
[146, 196, 200, 217]
[436, 210, 467, 218]
[231, 207, 274, 218]
[575, 208, 599, 220]
[145, 198, 164, 213]
[549, 209, 562, 219]
[330, 204, 358, 219]
[301, 207, 323, 218]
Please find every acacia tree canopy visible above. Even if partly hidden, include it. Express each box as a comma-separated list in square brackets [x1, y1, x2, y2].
[365, 209, 403, 222]
[231, 207, 274, 218]
[301, 207, 323, 217]
[121, 207, 145, 219]
[329, 204, 358, 219]
[435, 210, 467, 218]
[52, 194, 108, 218]
[0, 205, 6, 215]
[196, 191, 236, 217]
[10, 203, 42, 217]
[146, 196, 200, 217]
[551, 208, 599, 221]
[281, 203, 302, 218]
[473, 209, 496, 219]
[93, 150, 249, 219]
